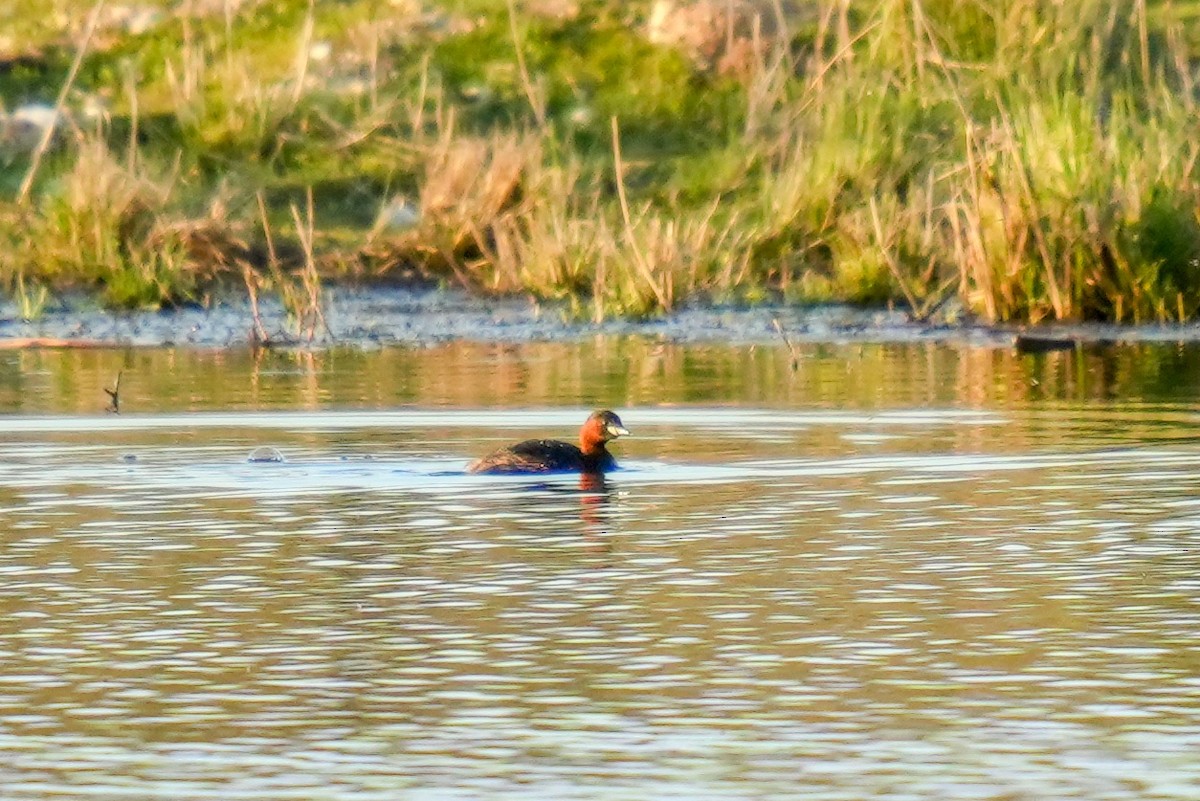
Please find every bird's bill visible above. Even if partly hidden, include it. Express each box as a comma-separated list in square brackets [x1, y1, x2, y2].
[606, 423, 630, 438]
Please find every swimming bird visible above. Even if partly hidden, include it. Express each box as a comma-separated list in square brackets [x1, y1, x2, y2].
[468, 410, 630, 475]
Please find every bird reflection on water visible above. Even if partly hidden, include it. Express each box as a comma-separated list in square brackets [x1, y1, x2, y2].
[501, 471, 618, 555]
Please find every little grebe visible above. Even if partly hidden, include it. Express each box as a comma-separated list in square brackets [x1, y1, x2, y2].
[468, 410, 630, 475]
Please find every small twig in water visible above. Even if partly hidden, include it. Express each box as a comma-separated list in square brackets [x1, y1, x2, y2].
[771, 317, 800, 372]
[104, 371, 123, 414]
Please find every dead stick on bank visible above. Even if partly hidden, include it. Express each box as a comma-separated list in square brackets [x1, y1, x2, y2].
[252, 191, 282, 346]
[17, 0, 107, 204]
[611, 116, 670, 312]
[288, 187, 333, 343]
[242, 261, 270, 347]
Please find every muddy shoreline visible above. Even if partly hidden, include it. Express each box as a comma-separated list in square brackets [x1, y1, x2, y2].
[2, 287, 1198, 349]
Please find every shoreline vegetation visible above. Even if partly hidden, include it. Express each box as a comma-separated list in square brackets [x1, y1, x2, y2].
[1, 0, 1199, 333]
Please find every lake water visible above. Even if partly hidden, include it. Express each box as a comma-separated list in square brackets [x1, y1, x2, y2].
[1, 340, 1199, 800]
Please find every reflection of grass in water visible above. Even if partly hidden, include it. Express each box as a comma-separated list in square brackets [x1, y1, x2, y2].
[1, 1, 1200, 322]
[9, 336, 1200, 429]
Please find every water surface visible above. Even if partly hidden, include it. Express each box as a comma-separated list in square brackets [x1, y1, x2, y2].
[0, 341, 1199, 799]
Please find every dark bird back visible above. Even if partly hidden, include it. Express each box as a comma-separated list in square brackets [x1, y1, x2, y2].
[468, 411, 629, 475]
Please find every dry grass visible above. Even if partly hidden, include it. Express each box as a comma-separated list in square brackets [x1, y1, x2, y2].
[3, 0, 1200, 324]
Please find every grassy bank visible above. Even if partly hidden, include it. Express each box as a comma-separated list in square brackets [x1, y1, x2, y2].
[1, 0, 1199, 325]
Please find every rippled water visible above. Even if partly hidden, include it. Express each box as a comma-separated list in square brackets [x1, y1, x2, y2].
[1, 342, 1200, 799]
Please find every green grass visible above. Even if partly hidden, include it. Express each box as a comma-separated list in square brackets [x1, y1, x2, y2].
[1, 0, 1200, 322]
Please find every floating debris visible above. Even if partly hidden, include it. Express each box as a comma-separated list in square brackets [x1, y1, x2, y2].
[247, 446, 287, 464]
